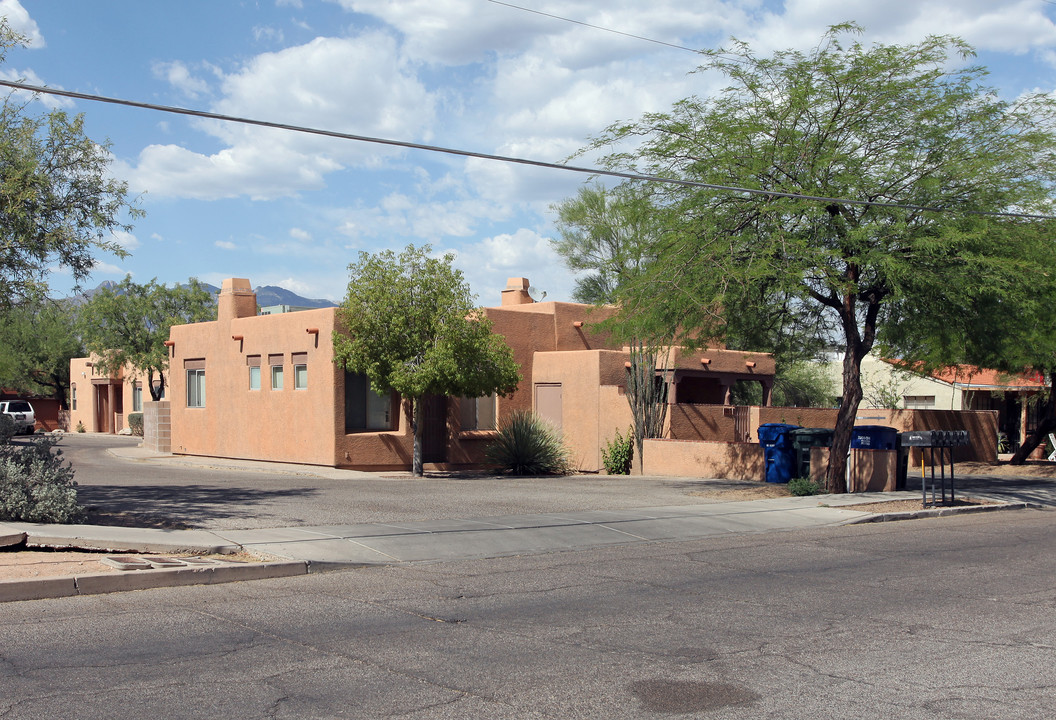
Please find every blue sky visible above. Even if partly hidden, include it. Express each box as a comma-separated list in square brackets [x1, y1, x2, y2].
[3, 0, 1056, 305]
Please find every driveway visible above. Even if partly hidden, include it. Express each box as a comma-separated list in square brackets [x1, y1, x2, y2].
[58, 434, 794, 530]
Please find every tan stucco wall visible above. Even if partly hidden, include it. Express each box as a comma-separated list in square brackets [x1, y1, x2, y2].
[642, 439, 764, 480]
[168, 306, 341, 466]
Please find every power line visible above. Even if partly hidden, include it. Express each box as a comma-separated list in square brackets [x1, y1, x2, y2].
[484, 0, 701, 54]
[2, 79, 1053, 221]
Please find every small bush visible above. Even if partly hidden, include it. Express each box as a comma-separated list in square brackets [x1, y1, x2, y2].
[128, 412, 144, 436]
[0, 414, 16, 445]
[602, 427, 633, 475]
[76, 421, 86, 433]
[0, 434, 83, 523]
[486, 410, 573, 475]
[788, 477, 823, 496]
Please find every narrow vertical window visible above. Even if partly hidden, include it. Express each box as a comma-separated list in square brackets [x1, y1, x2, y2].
[294, 364, 307, 390]
[269, 354, 284, 390]
[71, 384, 77, 411]
[132, 383, 143, 412]
[247, 355, 261, 391]
[187, 369, 206, 408]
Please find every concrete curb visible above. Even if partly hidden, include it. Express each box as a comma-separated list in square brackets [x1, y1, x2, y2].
[0, 560, 310, 604]
[840, 501, 1032, 525]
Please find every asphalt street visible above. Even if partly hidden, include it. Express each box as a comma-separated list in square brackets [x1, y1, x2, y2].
[2, 510, 1054, 719]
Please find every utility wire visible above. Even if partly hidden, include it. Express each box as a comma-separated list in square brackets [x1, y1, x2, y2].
[484, 0, 701, 54]
[2, 79, 1054, 221]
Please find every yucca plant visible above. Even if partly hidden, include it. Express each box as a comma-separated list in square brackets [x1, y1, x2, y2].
[486, 410, 573, 475]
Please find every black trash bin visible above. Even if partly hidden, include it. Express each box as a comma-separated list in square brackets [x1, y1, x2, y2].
[758, 423, 801, 483]
[790, 428, 835, 480]
[850, 425, 898, 450]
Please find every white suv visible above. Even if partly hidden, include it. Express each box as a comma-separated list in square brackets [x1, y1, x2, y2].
[0, 400, 36, 434]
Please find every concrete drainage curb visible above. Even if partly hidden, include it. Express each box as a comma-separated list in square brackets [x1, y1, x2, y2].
[0, 560, 311, 604]
[840, 501, 1033, 525]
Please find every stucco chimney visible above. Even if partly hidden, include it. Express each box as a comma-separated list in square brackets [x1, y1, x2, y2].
[217, 278, 257, 322]
[501, 277, 534, 305]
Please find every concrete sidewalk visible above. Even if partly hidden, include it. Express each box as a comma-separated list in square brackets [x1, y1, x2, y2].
[1, 492, 1029, 602]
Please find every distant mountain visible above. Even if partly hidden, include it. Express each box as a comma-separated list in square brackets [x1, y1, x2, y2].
[69, 281, 337, 310]
[253, 285, 336, 309]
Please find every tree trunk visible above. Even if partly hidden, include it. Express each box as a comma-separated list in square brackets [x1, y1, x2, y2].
[824, 282, 878, 494]
[826, 350, 865, 493]
[1010, 370, 1056, 464]
[149, 369, 166, 402]
[412, 396, 423, 477]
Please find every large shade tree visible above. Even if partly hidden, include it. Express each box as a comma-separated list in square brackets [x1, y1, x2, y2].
[333, 244, 521, 476]
[0, 300, 83, 410]
[79, 277, 215, 401]
[0, 22, 138, 308]
[580, 24, 1056, 491]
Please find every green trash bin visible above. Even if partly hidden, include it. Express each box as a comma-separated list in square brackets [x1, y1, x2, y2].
[789, 428, 835, 480]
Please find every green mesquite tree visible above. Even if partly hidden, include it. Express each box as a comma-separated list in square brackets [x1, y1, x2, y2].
[579, 24, 1056, 491]
[79, 277, 215, 401]
[333, 244, 521, 476]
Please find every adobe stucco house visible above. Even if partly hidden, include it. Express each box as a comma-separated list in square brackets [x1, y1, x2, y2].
[130, 277, 777, 473]
[68, 356, 154, 434]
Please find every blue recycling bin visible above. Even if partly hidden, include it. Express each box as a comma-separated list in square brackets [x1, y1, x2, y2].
[758, 423, 801, 483]
[850, 425, 898, 450]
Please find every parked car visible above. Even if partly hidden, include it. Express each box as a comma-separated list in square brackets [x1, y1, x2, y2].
[0, 400, 36, 434]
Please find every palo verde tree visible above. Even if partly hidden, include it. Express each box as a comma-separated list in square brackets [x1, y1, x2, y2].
[333, 244, 521, 476]
[0, 21, 138, 308]
[579, 24, 1056, 491]
[79, 277, 215, 400]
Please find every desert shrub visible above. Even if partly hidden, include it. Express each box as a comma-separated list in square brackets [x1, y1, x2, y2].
[76, 421, 86, 433]
[602, 427, 633, 475]
[788, 477, 823, 497]
[0, 414, 16, 445]
[0, 433, 84, 523]
[128, 412, 144, 436]
[486, 410, 573, 475]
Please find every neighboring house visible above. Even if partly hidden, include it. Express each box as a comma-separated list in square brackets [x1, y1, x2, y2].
[824, 351, 1047, 452]
[68, 357, 159, 434]
[122, 277, 778, 473]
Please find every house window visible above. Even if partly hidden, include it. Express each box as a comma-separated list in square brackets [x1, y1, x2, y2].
[293, 352, 307, 390]
[71, 384, 77, 411]
[904, 395, 936, 409]
[132, 383, 142, 412]
[344, 372, 393, 431]
[187, 369, 206, 408]
[247, 355, 261, 390]
[460, 393, 497, 431]
[269, 354, 283, 390]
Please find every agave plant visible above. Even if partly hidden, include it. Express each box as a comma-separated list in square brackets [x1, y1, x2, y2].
[486, 410, 572, 475]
